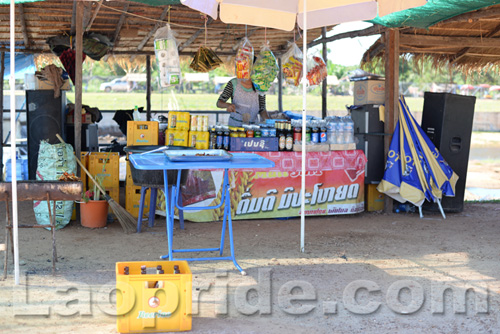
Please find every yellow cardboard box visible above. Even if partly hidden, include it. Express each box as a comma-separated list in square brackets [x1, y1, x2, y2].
[188, 131, 209, 150]
[167, 111, 190, 130]
[165, 130, 188, 147]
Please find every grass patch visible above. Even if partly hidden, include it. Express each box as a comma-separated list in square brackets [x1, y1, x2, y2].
[64, 92, 500, 114]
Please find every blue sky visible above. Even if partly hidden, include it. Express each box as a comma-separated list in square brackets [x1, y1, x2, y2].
[322, 21, 380, 67]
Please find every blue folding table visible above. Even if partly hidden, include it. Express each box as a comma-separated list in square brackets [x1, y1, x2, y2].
[129, 152, 274, 275]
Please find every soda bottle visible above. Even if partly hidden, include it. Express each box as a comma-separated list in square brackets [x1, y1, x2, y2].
[293, 120, 302, 144]
[223, 126, 230, 150]
[305, 121, 311, 143]
[216, 125, 223, 149]
[209, 126, 217, 149]
[320, 120, 327, 143]
[311, 120, 319, 144]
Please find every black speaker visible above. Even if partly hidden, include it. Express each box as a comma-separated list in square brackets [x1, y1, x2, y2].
[65, 124, 99, 152]
[26, 90, 66, 180]
[420, 92, 476, 213]
[351, 104, 385, 184]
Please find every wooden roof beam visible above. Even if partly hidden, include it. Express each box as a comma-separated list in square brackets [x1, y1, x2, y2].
[438, 6, 500, 25]
[308, 24, 385, 48]
[452, 22, 500, 64]
[112, 2, 130, 46]
[178, 17, 213, 52]
[17, 4, 29, 48]
[70, 1, 76, 35]
[399, 34, 500, 48]
[136, 6, 169, 52]
[86, 0, 104, 32]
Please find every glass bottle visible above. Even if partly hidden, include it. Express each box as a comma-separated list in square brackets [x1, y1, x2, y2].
[285, 122, 293, 151]
[278, 122, 286, 151]
[254, 125, 262, 138]
[216, 125, 223, 149]
[293, 120, 302, 144]
[223, 126, 230, 150]
[209, 126, 217, 149]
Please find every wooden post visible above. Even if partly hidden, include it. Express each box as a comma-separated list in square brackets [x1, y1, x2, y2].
[75, 1, 84, 163]
[277, 57, 283, 113]
[146, 55, 151, 121]
[384, 29, 400, 213]
[321, 27, 327, 118]
[0, 52, 4, 181]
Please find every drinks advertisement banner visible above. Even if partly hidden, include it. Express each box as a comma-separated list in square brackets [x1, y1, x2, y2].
[156, 150, 367, 222]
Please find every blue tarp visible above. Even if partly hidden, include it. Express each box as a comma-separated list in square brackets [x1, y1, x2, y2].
[3, 53, 35, 79]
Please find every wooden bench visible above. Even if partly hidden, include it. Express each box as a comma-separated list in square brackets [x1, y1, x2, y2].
[0, 181, 82, 278]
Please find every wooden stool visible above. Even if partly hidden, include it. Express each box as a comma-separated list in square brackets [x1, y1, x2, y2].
[1, 181, 82, 278]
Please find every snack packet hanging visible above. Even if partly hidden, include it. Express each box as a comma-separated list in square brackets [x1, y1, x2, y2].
[250, 41, 279, 93]
[306, 53, 327, 86]
[154, 24, 181, 87]
[281, 42, 303, 87]
[235, 37, 254, 79]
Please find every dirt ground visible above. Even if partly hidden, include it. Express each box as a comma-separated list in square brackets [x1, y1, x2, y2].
[0, 158, 499, 334]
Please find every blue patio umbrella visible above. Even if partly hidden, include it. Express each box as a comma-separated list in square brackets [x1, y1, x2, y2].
[378, 96, 458, 218]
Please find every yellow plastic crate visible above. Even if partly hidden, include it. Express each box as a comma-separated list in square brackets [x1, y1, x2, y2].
[125, 161, 134, 186]
[167, 111, 190, 131]
[127, 121, 159, 146]
[165, 130, 188, 147]
[116, 261, 192, 333]
[88, 152, 120, 189]
[80, 152, 90, 191]
[188, 131, 209, 150]
[126, 185, 150, 218]
[105, 187, 119, 214]
[366, 184, 384, 212]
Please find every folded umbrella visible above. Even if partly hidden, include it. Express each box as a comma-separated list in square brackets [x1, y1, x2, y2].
[378, 96, 458, 219]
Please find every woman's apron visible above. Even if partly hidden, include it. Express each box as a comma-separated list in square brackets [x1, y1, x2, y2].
[228, 79, 260, 127]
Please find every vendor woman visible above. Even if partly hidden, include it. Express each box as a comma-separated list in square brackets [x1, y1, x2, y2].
[217, 78, 270, 127]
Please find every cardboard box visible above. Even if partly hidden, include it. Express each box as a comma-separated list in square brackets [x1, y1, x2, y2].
[167, 111, 190, 130]
[35, 77, 71, 90]
[66, 113, 93, 124]
[165, 130, 189, 147]
[353, 80, 385, 105]
[330, 143, 356, 151]
[230, 137, 278, 152]
[293, 143, 330, 152]
[188, 131, 209, 150]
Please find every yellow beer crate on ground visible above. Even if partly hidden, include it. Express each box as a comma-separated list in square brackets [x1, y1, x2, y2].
[126, 184, 150, 218]
[116, 261, 192, 333]
[80, 152, 119, 190]
[188, 131, 209, 149]
[165, 130, 188, 147]
[365, 183, 384, 211]
[127, 121, 159, 146]
[88, 152, 119, 189]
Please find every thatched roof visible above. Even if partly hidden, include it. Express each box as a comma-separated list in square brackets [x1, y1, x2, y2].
[360, 4, 500, 71]
[0, 0, 330, 58]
